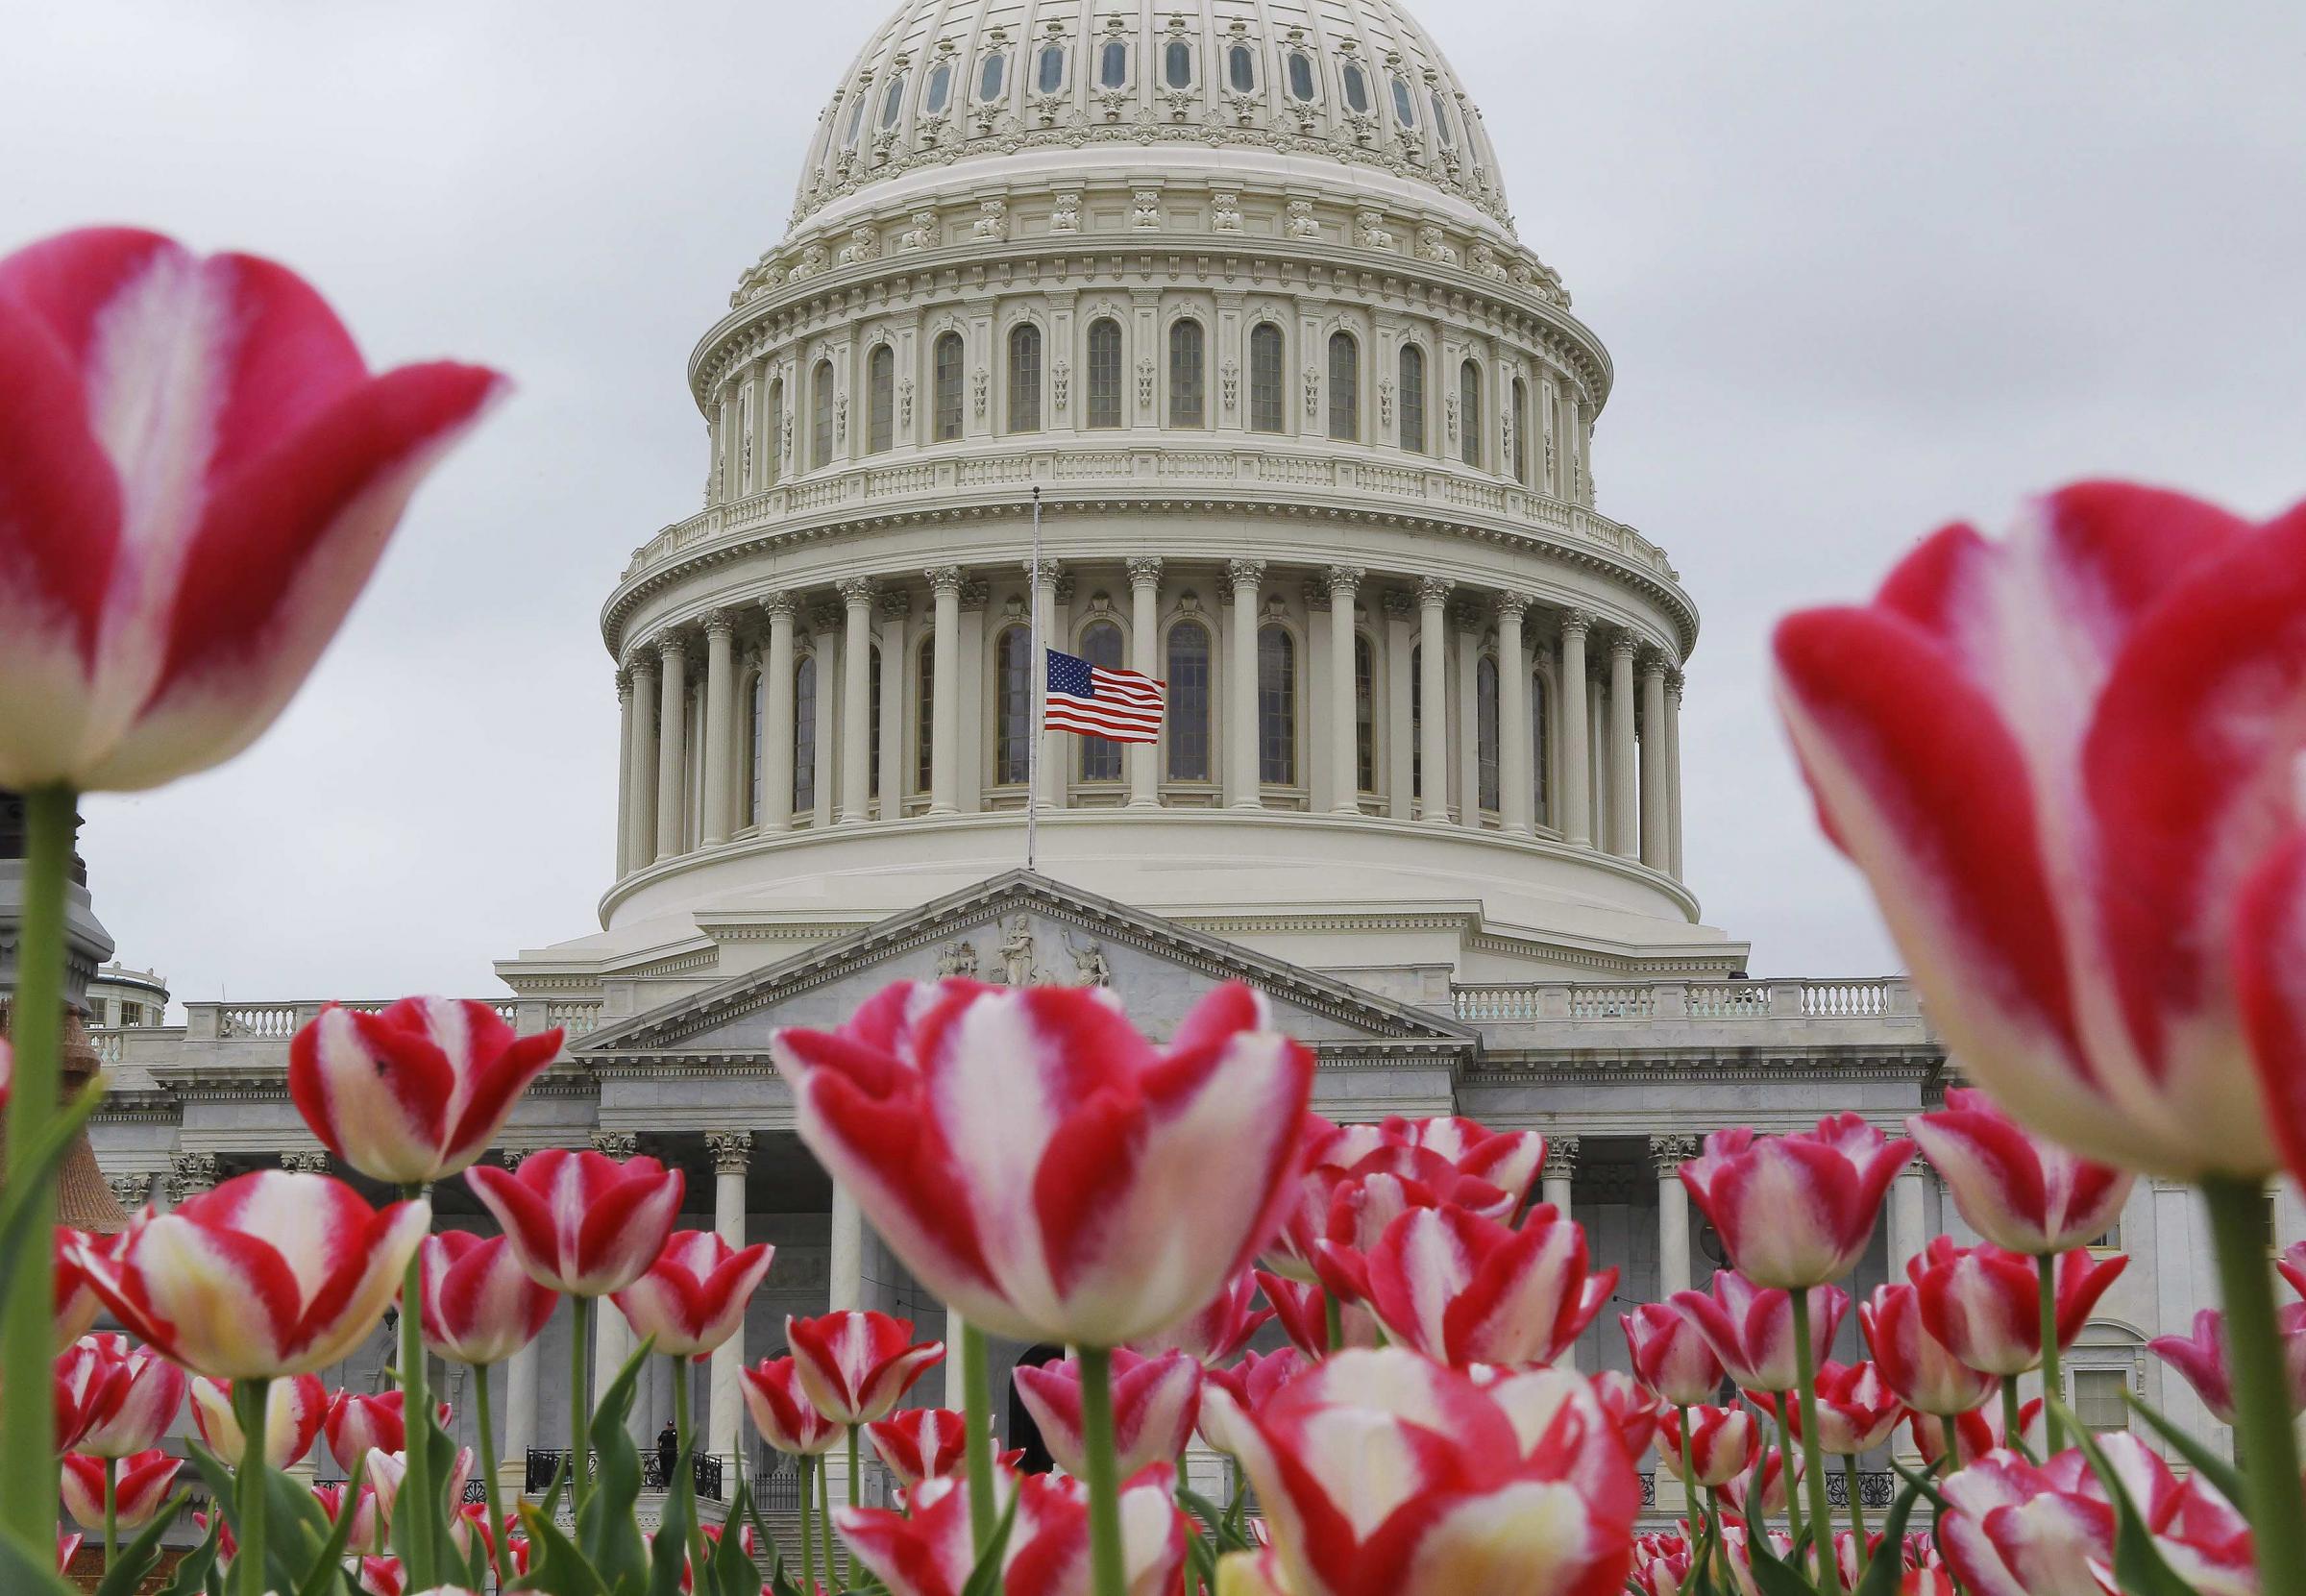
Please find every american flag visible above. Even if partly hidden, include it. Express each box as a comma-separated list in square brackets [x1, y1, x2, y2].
[1044, 649, 1166, 744]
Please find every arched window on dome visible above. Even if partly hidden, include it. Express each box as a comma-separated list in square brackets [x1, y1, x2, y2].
[1228, 43, 1256, 93]
[745, 671, 763, 828]
[793, 653, 818, 814]
[1259, 625, 1296, 786]
[1340, 59, 1371, 116]
[1476, 656, 1500, 813]
[1511, 378, 1531, 485]
[867, 344, 895, 455]
[1460, 358, 1484, 469]
[1078, 620, 1124, 780]
[933, 332, 965, 441]
[811, 359, 835, 469]
[1008, 323, 1043, 433]
[1099, 38, 1128, 89]
[1399, 343, 1427, 454]
[1390, 74, 1418, 131]
[1036, 41, 1067, 95]
[1168, 318, 1206, 429]
[842, 85, 871, 148]
[766, 377, 784, 483]
[1531, 670, 1552, 827]
[1431, 87, 1456, 148]
[1249, 324, 1285, 434]
[1285, 49, 1317, 103]
[1327, 331, 1360, 442]
[869, 643, 883, 804]
[1354, 633, 1376, 795]
[995, 625, 1032, 785]
[879, 71, 908, 131]
[915, 635, 935, 794]
[1165, 620, 1212, 781]
[1086, 319, 1123, 430]
[976, 49, 1007, 104]
[923, 61, 953, 116]
[1165, 37, 1193, 89]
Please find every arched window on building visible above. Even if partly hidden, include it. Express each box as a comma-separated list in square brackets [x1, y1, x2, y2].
[745, 673, 763, 827]
[1531, 671, 1551, 827]
[923, 60, 953, 115]
[1354, 633, 1376, 795]
[1227, 42, 1256, 92]
[1036, 40, 1067, 94]
[1511, 378, 1530, 485]
[1165, 37, 1192, 88]
[867, 344, 895, 454]
[765, 377, 784, 484]
[933, 332, 965, 442]
[1399, 343, 1426, 454]
[1460, 358, 1484, 469]
[977, 47, 1007, 103]
[1099, 37, 1128, 89]
[868, 644, 883, 803]
[1165, 620, 1212, 781]
[1078, 619, 1124, 780]
[811, 359, 835, 469]
[793, 654, 818, 813]
[1168, 319, 1206, 429]
[1476, 656, 1500, 813]
[1259, 625, 1296, 786]
[1340, 58, 1371, 116]
[879, 71, 908, 130]
[915, 637, 935, 794]
[1086, 319, 1123, 430]
[995, 626, 1032, 785]
[1409, 643, 1423, 799]
[1008, 324, 1043, 433]
[1248, 323, 1285, 433]
[1327, 331, 1359, 441]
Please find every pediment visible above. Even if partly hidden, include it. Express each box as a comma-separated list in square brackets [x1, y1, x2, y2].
[576, 870, 1476, 1066]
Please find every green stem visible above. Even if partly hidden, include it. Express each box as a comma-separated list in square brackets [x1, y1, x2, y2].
[1773, 1391, 1803, 1549]
[398, 1184, 435, 1588]
[1675, 1404, 1700, 1535]
[846, 1422, 862, 1587]
[1939, 1413, 1961, 1473]
[1076, 1346, 1129, 1596]
[2205, 1175, 2306, 1595]
[103, 1456, 118, 1571]
[2037, 1251, 2063, 1455]
[1841, 1455, 1868, 1580]
[1789, 1295, 1841, 1594]
[817, 1451, 836, 1591]
[570, 1295, 593, 1512]
[1999, 1378, 2022, 1456]
[234, 1377, 272, 1596]
[0, 785, 72, 1546]
[799, 1455, 817, 1594]
[675, 1355, 707, 1579]
[1322, 1291, 1344, 1359]
[960, 1322, 995, 1557]
[473, 1360, 505, 1589]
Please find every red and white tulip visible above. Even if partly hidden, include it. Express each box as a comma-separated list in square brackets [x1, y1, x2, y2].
[1773, 483, 2306, 1179]
[1783, 1360, 1904, 1455]
[1905, 1088, 2133, 1255]
[325, 1390, 451, 1476]
[1622, 1301, 1728, 1408]
[1585, 1369, 1665, 1461]
[2147, 1304, 2306, 1423]
[771, 980, 1313, 1346]
[1678, 1117, 1913, 1289]
[417, 1230, 557, 1367]
[1913, 1237, 2126, 1377]
[1671, 1271, 1850, 1395]
[1861, 1264, 1999, 1417]
[1013, 1347, 1201, 1478]
[1252, 1269, 1377, 1360]
[287, 998, 561, 1186]
[59, 1332, 184, 1457]
[1654, 1404, 1760, 1489]
[1197, 1346, 1308, 1455]
[189, 1372, 328, 1468]
[1124, 1272, 1273, 1365]
[865, 1407, 970, 1488]
[613, 1230, 774, 1360]
[61, 1449, 182, 1530]
[785, 1310, 944, 1426]
[1906, 1401, 2044, 1471]
[1314, 1115, 1547, 1213]
[839, 1461, 1187, 1596]
[0, 227, 503, 792]
[1340, 1201, 1612, 1369]
[465, 1147, 683, 1298]
[740, 1356, 841, 1456]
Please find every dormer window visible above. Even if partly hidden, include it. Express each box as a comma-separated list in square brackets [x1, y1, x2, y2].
[1036, 41, 1067, 94]
[842, 85, 871, 147]
[1098, 38, 1128, 88]
[923, 61, 952, 115]
[1284, 49, 1316, 102]
[1164, 38, 1193, 88]
[1227, 43, 1256, 93]
[1390, 74, 1417, 129]
[880, 71, 908, 130]
[1430, 87, 1456, 147]
[1340, 59, 1371, 115]
[977, 50, 1007, 103]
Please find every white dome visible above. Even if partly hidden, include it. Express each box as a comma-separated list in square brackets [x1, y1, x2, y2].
[792, 0, 1513, 235]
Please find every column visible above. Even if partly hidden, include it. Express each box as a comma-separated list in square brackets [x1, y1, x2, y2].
[1889, 1164, 1927, 1278]
[812, 605, 840, 828]
[762, 595, 797, 831]
[1497, 595, 1532, 836]
[829, 1187, 863, 1313]
[700, 611, 736, 847]
[1034, 564, 1067, 811]
[1385, 591, 1414, 819]
[751, 356, 776, 488]
[1607, 633, 1638, 858]
[1664, 669, 1685, 879]
[499, 1148, 539, 1496]
[705, 1133, 751, 1483]
[654, 633, 688, 862]
[1454, 599, 1482, 829]
[1639, 653, 1669, 870]
[1226, 560, 1264, 808]
[1557, 613, 1591, 846]
[1651, 1135, 1697, 1298]
[1541, 1137, 1580, 1369]
[590, 1134, 638, 1413]
[878, 590, 910, 819]
[928, 568, 964, 815]
[715, 387, 736, 503]
[167, 1152, 219, 1206]
[1327, 567, 1363, 813]
[614, 668, 635, 876]
[626, 652, 659, 870]
[1417, 577, 1452, 824]
[1127, 557, 1164, 808]
[839, 577, 874, 824]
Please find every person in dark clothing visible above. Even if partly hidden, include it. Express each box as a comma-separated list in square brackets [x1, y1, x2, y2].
[656, 1421, 678, 1489]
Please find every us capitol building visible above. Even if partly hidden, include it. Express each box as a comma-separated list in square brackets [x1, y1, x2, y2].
[79, 0, 2251, 1522]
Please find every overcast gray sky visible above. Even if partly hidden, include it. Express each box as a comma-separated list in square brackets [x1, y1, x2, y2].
[11, 1, 2305, 1011]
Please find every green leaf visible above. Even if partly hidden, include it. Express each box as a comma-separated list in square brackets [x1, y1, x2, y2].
[289, 1474, 362, 1596]
[156, 1518, 222, 1596]
[515, 1500, 613, 1596]
[1886, 1458, 1948, 1512]
[2055, 1400, 2200, 1596]
[575, 1338, 655, 1590]
[2123, 1388, 2247, 1508]
[94, 1488, 191, 1596]
[955, 1489, 1022, 1596]
[1741, 1524, 1825, 1596]
[704, 1478, 763, 1596]
[1849, 1471, 1934, 1596]
[0, 1524, 78, 1596]
[648, 1462, 693, 1596]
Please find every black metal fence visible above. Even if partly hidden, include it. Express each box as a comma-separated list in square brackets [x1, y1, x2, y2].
[1825, 1470, 1896, 1510]
[525, 1448, 724, 1503]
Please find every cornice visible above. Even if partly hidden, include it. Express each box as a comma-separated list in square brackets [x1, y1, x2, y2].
[1461, 1045, 1946, 1087]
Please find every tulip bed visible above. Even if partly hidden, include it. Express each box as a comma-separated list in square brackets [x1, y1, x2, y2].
[5, 230, 2306, 1596]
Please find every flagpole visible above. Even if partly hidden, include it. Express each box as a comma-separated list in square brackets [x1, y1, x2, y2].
[1025, 486, 1042, 875]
